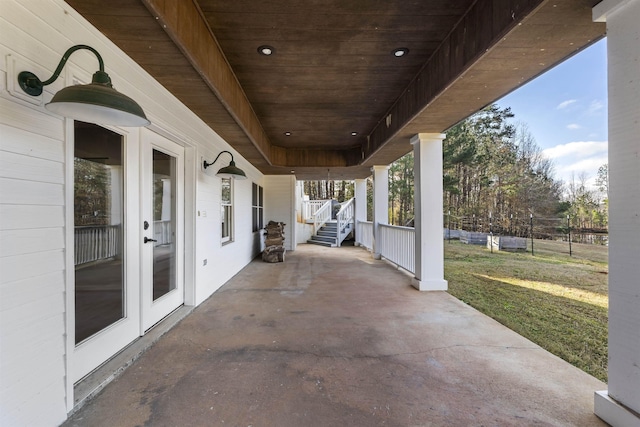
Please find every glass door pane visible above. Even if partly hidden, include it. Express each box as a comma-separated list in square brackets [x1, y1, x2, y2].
[74, 122, 124, 344]
[141, 134, 184, 331]
[152, 150, 176, 300]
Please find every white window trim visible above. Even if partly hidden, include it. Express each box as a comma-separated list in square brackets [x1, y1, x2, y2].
[221, 177, 233, 244]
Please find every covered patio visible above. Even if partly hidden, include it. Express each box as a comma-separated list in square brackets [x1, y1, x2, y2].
[63, 244, 606, 426]
[2, 0, 639, 425]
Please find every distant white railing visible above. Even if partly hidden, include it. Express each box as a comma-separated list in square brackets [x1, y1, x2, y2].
[379, 224, 415, 274]
[357, 220, 373, 251]
[313, 200, 333, 234]
[75, 225, 120, 266]
[154, 220, 172, 245]
[336, 198, 355, 247]
[302, 200, 330, 222]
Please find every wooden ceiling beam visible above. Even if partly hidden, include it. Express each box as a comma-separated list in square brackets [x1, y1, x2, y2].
[142, 0, 274, 164]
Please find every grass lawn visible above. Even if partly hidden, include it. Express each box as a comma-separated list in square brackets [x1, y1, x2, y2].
[444, 239, 608, 382]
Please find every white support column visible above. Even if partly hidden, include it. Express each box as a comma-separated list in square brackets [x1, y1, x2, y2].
[593, 1, 640, 425]
[411, 133, 448, 291]
[371, 165, 389, 259]
[354, 178, 367, 246]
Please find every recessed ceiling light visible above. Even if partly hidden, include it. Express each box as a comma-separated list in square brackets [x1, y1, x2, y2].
[258, 45, 275, 56]
[351, 132, 358, 136]
[284, 131, 291, 136]
[392, 48, 409, 57]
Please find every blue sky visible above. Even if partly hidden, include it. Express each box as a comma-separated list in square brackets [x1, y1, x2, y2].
[496, 38, 608, 187]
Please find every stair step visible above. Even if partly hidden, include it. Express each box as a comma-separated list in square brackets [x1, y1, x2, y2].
[307, 239, 334, 247]
[318, 230, 337, 237]
[310, 235, 336, 243]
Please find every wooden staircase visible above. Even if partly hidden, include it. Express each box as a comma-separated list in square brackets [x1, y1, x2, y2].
[307, 220, 339, 247]
[304, 198, 355, 248]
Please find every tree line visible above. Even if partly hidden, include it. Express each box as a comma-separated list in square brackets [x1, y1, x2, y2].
[387, 104, 608, 236]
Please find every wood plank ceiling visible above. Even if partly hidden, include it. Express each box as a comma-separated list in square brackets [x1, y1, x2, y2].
[66, 0, 604, 179]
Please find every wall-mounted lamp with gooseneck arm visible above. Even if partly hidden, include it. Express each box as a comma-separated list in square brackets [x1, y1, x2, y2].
[18, 44, 150, 127]
[203, 150, 247, 180]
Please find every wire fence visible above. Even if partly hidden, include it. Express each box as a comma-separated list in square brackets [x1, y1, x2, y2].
[444, 213, 608, 247]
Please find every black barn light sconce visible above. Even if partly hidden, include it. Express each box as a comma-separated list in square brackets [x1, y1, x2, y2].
[18, 44, 150, 127]
[203, 150, 247, 180]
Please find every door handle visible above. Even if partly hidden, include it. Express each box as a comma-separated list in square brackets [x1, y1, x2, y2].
[144, 237, 157, 243]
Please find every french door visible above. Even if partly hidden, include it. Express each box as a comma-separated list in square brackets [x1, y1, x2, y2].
[72, 124, 184, 382]
[140, 130, 184, 331]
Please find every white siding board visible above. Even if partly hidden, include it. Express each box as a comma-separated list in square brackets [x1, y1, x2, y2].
[0, 97, 64, 142]
[0, 290, 64, 335]
[0, 177, 63, 205]
[0, 123, 65, 162]
[0, 1, 76, 90]
[24, 380, 68, 427]
[0, 150, 64, 184]
[0, 205, 64, 230]
[1, 333, 65, 399]
[1, 312, 65, 367]
[0, 228, 64, 257]
[2, 370, 67, 427]
[0, 249, 64, 283]
[0, 271, 62, 311]
[1, 349, 64, 396]
[0, 309, 66, 427]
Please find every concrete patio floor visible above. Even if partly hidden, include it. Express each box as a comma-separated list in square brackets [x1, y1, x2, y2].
[64, 244, 607, 427]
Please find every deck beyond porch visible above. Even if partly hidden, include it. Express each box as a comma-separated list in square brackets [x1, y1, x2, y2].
[64, 244, 606, 426]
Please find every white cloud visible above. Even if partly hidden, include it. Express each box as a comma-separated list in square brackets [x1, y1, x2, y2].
[562, 156, 609, 174]
[566, 123, 581, 130]
[542, 141, 608, 160]
[587, 99, 604, 114]
[555, 155, 609, 186]
[557, 99, 577, 110]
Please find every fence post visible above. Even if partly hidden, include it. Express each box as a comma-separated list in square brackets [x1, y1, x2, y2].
[448, 210, 451, 244]
[489, 211, 493, 253]
[530, 213, 534, 256]
[510, 214, 513, 235]
[567, 215, 572, 256]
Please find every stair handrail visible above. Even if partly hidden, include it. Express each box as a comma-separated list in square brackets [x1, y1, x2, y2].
[313, 200, 333, 234]
[336, 198, 355, 247]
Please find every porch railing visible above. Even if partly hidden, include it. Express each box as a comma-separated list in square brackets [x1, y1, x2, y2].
[75, 225, 121, 266]
[356, 222, 416, 274]
[356, 220, 373, 251]
[154, 220, 172, 245]
[336, 198, 355, 247]
[302, 200, 330, 222]
[379, 224, 415, 274]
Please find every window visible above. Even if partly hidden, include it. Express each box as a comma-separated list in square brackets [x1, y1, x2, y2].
[252, 183, 264, 232]
[221, 178, 233, 243]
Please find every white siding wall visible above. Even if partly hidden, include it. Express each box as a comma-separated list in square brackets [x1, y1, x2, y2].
[294, 180, 313, 244]
[0, 102, 68, 426]
[264, 176, 296, 251]
[194, 170, 263, 305]
[1, 1, 271, 424]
